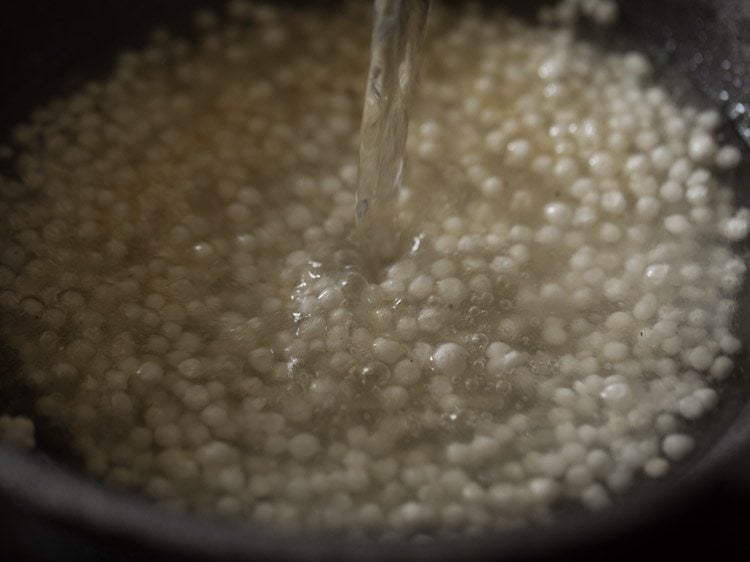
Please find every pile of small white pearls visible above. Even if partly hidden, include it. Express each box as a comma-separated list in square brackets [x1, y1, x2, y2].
[0, 0, 747, 540]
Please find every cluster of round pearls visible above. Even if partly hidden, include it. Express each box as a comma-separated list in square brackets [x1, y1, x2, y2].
[539, 0, 619, 26]
[0, 0, 747, 540]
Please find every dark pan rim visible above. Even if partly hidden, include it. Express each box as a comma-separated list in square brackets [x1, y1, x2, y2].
[1, 398, 749, 562]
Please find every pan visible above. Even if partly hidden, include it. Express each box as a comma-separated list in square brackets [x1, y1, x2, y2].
[0, 0, 749, 559]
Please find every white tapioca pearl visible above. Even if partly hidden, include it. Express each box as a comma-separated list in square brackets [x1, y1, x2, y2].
[490, 256, 518, 275]
[715, 145, 742, 169]
[719, 334, 742, 354]
[552, 388, 576, 407]
[370, 307, 392, 331]
[317, 287, 343, 310]
[686, 168, 711, 187]
[484, 129, 507, 153]
[380, 278, 405, 295]
[505, 138, 531, 164]
[585, 449, 612, 476]
[542, 319, 567, 346]
[324, 326, 351, 350]
[432, 343, 468, 377]
[468, 435, 500, 462]
[288, 433, 321, 460]
[560, 442, 586, 465]
[570, 178, 595, 200]
[636, 196, 660, 220]
[691, 206, 712, 225]
[527, 477, 560, 503]
[643, 457, 670, 478]
[602, 278, 627, 301]
[431, 259, 456, 279]
[137, 361, 163, 382]
[600, 382, 633, 410]
[443, 216, 465, 235]
[417, 307, 447, 333]
[408, 274, 434, 300]
[599, 223, 621, 243]
[538, 54, 567, 80]
[226, 202, 250, 222]
[696, 108, 721, 130]
[654, 413, 678, 435]
[572, 203, 598, 230]
[601, 191, 626, 215]
[606, 469, 633, 494]
[553, 157, 579, 183]
[664, 214, 691, 234]
[677, 395, 704, 420]
[686, 345, 714, 370]
[566, 464, 594, 490]
[720, 209, 750, 241]
[633, 293, 657, 320]
[437, 277, 468, 306]
[622, 51, 650, 75]
[589, 152, 616, 177]
[651, 145, 674, 171]
[511, 189, 534, 213]
[693, 388, 718, 411]
[580, 483, 611, 510]
[509, 225, 534, 242]
[487, 350, 525, 375]
[658, 336, 682, 356]
[486, 341, 511, 358]
[688, 133, 717, 163]
[380, 386, 409, 411]
[662, 433, 694, 461]
[543, 202, 573, 226]
[387, 260, 417, 281]
[540, 283, 564, 301]
[201, 402, 231, 428]
[536, 225, 561, 244]
[590, 0, 618, 23]
[469, 274, 492, 293]
[663, 115, 688, 139]
[606, 312, 632, 332]
[393, 317, 417, 341]
[659, 180, 683, 203]
[419, 119, 440, 139]
[308, 378, 337, 406]
[709, 356, 734, 380]
[643, 263, 670, 287]
[480, 176, 503, 198]
[393, 359, 421, 386]
[625, 154, 651, 176]
[196, 441, 239, 468]
[372, 338, 403, 365]
[284, 204, 313, 231]
[504, 244, 528, 265]
[685, 184, 709, 206]
[248, 347, 275, 374]
[602, 342, 628, 362]
[446, 442, 470, 466]
[629, 175, 659, 198]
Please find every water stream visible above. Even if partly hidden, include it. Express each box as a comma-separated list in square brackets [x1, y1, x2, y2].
[355, 0, 431, 274]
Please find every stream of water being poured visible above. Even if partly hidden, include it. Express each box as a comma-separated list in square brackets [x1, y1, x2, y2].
[355, 0, 431, 274]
